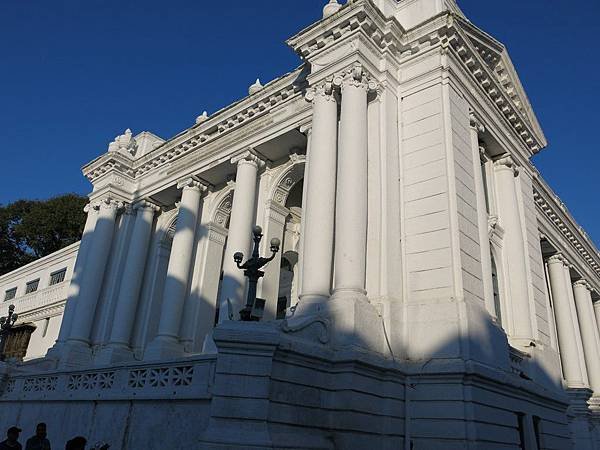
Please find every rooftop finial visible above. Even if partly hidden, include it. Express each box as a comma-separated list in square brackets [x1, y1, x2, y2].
[323, 0, 341, 19]
[249, 78, 263, 95]
[195, 111, 209, 124]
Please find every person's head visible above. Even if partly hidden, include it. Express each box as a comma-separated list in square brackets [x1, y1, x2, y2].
[35, 423, 47, 439]
[6, 427, 21, 443]
[65, 436, 86, 450]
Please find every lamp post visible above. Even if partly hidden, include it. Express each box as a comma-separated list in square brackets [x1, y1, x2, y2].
[0, 305, 18, 361]
[234, 225, 280, 321]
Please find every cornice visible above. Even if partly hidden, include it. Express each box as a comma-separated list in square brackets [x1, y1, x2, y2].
[0, 242, 79, 286]
[456, 16, 546, 148]
[82, 68, 306, 185]
[533, 174, 600, 286]
[440, 18, 544, 156]
[287, 0, 406, 62]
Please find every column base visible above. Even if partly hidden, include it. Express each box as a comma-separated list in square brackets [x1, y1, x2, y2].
[328, 289, 384, 353]
[144, 336, 184, 361]
[94, 343, 135, 366]
[287, 290, 385, 354]
[59, 340, 93, 369]
[201, 331, 218, 354]
[44, 341, 65, 361]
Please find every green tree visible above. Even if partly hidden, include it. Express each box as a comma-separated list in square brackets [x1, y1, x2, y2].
[0, 194, 87, 275]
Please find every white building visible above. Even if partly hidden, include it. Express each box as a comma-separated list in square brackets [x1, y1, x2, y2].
[1, 1, 600, 449]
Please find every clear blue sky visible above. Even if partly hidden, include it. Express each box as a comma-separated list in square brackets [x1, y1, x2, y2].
[0, 0, 598, 246]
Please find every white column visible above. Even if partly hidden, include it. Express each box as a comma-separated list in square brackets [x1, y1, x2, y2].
[145, 178, 205, 359]
[493, 156, 534, 344]
[573, 280, 600, 394]
[218, 151, 264, 322]
[63, 198, 120, 363]
[469, 114, 495, 317]
[595, 301, 600, 340]
[298, 81, 338, 309]
[332, 68, 371, 299]
[261, 200, 289, 320]
[547, 254, 588, 388]
[48, 202, 99, 357]
[100, 201, 159, 363]
[296, 126, 312, 300]
[184, 223, 228, 350]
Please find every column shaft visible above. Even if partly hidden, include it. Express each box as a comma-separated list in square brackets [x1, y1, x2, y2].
[107, 202, 157, 349]
[218, 152, 262, 322]
[333, 76, 368, 296]
[547, 255, 587, 387]
[145, 179, 204, 359]
[67, 198, 119, 344]
[493, 157, 534, 343]
[469, 116, 495, 317]
[52, 203, 99, 349]
[299, 86, 338, 307]
[574, 280, 600, 394]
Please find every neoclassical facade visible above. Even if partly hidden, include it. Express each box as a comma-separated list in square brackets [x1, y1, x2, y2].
[1, 1, 600, 449]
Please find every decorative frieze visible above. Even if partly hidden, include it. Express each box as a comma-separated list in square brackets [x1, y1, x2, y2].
[534, 179, 600, 288]
[1, 359, 214, 401]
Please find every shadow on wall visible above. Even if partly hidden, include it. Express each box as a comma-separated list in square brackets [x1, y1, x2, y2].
[2, 295, 576, 449]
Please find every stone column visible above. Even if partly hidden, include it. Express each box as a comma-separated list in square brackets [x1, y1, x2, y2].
[547, 254, 588, 388]
[184, 223, 228, 350]
[47, 202, 99, 358]
[332, 68, 371, 300]
[493, 156, 534, 344]
[62, 198, 120, 365]
[99, 201, 159, 363]
[218, 151, 264, 322]
[595, 300, 600, 340]
[469, 114, 495, 318]
[145, 178, 206, 360]
[298, 82, 338, 310]
[296, 126, 312, 299]
[573, 280, 600, 394]
[261, 200, 289, 320]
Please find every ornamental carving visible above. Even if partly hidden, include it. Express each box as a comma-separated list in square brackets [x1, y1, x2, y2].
[68, 372, 115, 391]
[177, 176, 208, 192]
[108, 129, 138, 157]
[231, 149, 267, 168]
[280, 316, 331, 344]
[547, 253, 567, 266]
[213, 190, 234, 229]
[494, 155, 519, 177]
[573, 280, 592, 291]
[270, 157, 305, 207]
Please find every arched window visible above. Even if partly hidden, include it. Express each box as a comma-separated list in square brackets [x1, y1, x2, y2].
[491, 252, 503, 326]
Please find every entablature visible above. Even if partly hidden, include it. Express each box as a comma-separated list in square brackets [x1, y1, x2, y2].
[533, 173, 600, 292]
[82, 68, 307, 190]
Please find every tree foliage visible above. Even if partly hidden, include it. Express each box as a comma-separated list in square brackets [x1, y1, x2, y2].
[0, 194, 87, 275]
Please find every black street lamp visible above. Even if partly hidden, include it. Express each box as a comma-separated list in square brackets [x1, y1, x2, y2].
[0, 305, 18, 362]
[234, 226, 280, 321]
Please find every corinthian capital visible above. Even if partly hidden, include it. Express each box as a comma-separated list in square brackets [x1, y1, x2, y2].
[494, 155, 519, 177]
[133, 200, 161, 213]
[176, 176, 209, 192]
[305, 80, 336, 103]
[333, 64, 378, 93]
[83, 202, 99, 214]
[469, 112, 485, 133]
[93, 197, 125, 213]
[573, 279, 592, 291]
[231, 149, 267, 169]
[547, 253, 566, 266]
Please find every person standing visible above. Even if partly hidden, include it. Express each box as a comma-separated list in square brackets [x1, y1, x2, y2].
[0, 427, 22, 450]
[25, 424, 50, 450]
[64, 437, 86, 450]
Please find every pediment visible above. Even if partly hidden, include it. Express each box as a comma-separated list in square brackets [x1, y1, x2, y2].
[457, 17, 546, 148]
